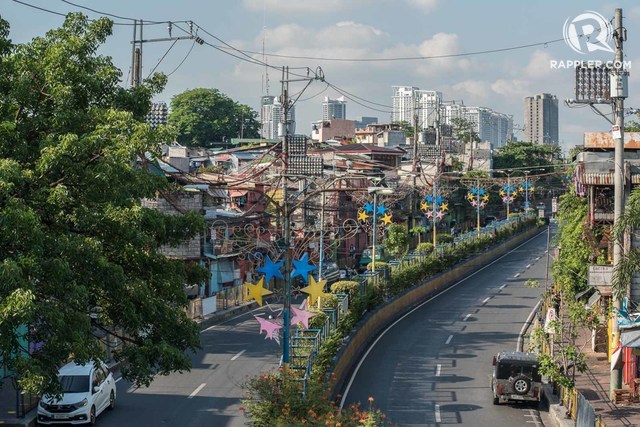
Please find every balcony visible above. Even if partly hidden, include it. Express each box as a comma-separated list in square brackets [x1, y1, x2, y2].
[204, 239, 240, 258]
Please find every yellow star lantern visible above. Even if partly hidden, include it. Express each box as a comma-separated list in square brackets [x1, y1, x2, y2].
[482, 194, 489, 202]
[245, 277, 273, 306]
[420, 201, 428, 211]
[300, 275, 327, 306]
[530, 186, 535, 192]
[357, 210, 369, 222]
[467, 193, 475, 201]
[499, 189, 505, 197]
[440, 202, 448, 212]
[512, 189, 519, 196]
[380, 213, 393, 225]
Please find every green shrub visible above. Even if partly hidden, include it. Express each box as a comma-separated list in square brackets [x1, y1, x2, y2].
[330, 280, 360, 301]
[416, 242, 434, 254]
[437, 234, 453, 244]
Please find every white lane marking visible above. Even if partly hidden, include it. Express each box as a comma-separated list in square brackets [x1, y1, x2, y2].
[445, 335, 453, 345]
[536, 256, 541, 261]
[526, 264, 531, 269]
[115, 377, 122, 383]
[514, 273, 520, 278]
[500, 284, 507, 290]
[436, 364, 441, 377]
[482, 297, 491, 305]
[338, 229, 547, 409]
[231, 349, 246, 361]
[435, 404, 441, 423]
[188, 383, 206, 399]
[463, 313, 471, 321]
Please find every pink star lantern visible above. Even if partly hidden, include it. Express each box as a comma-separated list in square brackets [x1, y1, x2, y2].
[502, 196, 508, 203]
[436, 210, 444, 220]
[426, 210, 434, 218]
[471, 200, 478, 207]
[254, 316, 282, 343]
[480, 201, 486, 208]
[291, 306, 316, 329]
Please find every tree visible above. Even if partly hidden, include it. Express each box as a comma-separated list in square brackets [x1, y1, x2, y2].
[384, 223, 409, 258]
[0, 14, 204, 395]
[493, 141, 561, 172]
[168, 88, 260, 147]
[612, 188, 640, 299]
[451, 118, 480, 171]
[391, 120, 414, 138]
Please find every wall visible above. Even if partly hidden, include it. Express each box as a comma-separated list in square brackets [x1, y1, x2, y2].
[329, 226, 541, 399]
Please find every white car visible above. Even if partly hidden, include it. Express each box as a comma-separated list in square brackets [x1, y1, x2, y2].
[37, 360, 116, 425]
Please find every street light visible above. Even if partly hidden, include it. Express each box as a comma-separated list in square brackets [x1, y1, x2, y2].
[368, 186, 393, 274]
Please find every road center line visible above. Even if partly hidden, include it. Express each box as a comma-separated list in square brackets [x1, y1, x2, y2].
[463, 313, 471, 321]
[500, 283, 507, 290]
[230, 349, 246, 361]
[436, 364, 441, 377]
[115, 377, 122, 383]
[482, 297, 491, 305]
[435, 404, 441, 423]
[445, 334, 453, 345]
[188, 383, 206, 399]
[514, 273, 520, 278]
[526, 264, 531, 269]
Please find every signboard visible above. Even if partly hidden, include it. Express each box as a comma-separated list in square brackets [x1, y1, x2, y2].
[544, 308, 557, 333]
[612, 125, 622, 140]
[551, 197, 558, 213]
[584, 132, 640, 149]
[538, 209, 545, 218]
[588, 265, 613, 294]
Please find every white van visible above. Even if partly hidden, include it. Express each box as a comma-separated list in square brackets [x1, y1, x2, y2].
[37, 360, 116, 425]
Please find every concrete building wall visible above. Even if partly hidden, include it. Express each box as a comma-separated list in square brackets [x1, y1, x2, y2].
[524, 93, 559, 145]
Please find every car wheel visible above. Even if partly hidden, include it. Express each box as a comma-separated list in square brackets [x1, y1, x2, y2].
[89, 405, 97, 425]
[108, 390, 115, 410]
[512, 375, 531, 395]
[493, 396, 499, 405]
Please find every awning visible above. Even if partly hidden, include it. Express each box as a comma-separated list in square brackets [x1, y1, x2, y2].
[621, 326, 640, 348]
[214, 154, 232, 161]
[229, 190, 248, 198]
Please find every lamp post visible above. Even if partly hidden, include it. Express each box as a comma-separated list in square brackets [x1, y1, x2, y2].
[506, 169, 513, 218]
[368, 187, 393, 273]
[523, 170, 531, 212]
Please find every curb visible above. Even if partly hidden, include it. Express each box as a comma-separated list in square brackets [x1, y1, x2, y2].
[197, 301, 257, 331]
[542, 384, 574, 427]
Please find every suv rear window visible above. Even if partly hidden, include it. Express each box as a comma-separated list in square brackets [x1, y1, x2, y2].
[496, 362, 541, 382]
[59, 375, 90, 393]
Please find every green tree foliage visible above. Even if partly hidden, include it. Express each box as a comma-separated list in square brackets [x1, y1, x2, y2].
[493, 141, 561, 172]
[552, 189, 590, 298]
[0, 14, 204, 394]
[384, 223, 409, 258]
[451, 118, 480, 171]
[612, 188, 640, 299]
[391, 120, 413, 138]
[168, 88, 260, 147]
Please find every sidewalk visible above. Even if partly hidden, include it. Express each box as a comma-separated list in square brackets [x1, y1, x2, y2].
[0, 301, 255, 427]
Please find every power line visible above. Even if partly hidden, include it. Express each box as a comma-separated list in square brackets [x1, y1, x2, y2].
[166, 39, 197, 76]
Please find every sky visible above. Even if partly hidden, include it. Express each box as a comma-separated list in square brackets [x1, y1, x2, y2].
[4, 0, 640, 154]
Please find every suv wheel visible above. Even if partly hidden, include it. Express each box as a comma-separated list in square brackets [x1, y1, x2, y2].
[512, 375, 531, 395]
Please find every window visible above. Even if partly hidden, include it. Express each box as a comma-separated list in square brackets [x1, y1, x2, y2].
[92, 368, 105, 389]
[59, 375, 90, 393]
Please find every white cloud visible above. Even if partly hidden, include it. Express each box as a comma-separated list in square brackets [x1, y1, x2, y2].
[524, 50, 555, 78]
[491, 79, 531, 99]
[405, 0, 438, 14]
[451, 80, 491, 99]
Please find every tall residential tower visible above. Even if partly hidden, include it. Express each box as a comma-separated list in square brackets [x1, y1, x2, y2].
[322, 96, 347, 121]
[524, 93, 559, 145]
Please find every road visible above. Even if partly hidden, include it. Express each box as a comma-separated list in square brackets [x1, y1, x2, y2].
[99, 305, 281, 427]
[342, 229, 552, 426]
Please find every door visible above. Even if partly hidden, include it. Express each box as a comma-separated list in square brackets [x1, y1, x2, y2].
[92, 367, 108, 412]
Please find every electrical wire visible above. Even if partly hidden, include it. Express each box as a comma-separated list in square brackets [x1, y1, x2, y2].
[146, 39, 178, 78]
[166, 39, 197, 76]
[59, 0, 190, 25]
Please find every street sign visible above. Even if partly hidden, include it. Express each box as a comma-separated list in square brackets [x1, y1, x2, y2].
[612, 125, 622, 139]
[551, 197, 557, 213]
[544, 308, 557, 334]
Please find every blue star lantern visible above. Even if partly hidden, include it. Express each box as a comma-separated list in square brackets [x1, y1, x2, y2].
[364, 202, 374, 214]
[291, 253, 317, 284]
[376, 203, 388, 216]
[256, 255, 284, 284]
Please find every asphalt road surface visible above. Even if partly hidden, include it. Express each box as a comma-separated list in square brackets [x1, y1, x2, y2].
[342, 229, 552, 426]
[98, 304, 282, 427]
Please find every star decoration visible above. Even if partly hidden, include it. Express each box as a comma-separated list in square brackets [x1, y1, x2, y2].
[376, 204, 388, 216]
[440, 202, 448, 211]
[530, 186, 535, 192]
[482, 194, 489, 202]
[255, 316, 282, 342]
[499, 189, 505, 197]
[256, 255, 284, 284]
[300, 275, 327, 306]
[291, 305, 317, 329]
[420, 201, 428, 211]
[502, 196, 508, 203]
[426, 210, 434, 218]
[291, 253, 317, 284]
[357, 210, 369, 222]
[426, 196, 434, 204]
[480, 201, 486, 208]
[245, 277, 273, 306]
[364, 202, 374, 214]
[472, 200, 478, 207]
[380, 213, 393, 225]
[436, 210, 444, 220]
[467, 193, 475, 201]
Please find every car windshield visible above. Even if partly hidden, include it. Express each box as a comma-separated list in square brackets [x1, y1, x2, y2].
[59, 375, 90, 393]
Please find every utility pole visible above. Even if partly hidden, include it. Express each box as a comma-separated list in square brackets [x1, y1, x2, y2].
[410, 99, 419, 238]
[280, 66, 292, 368]
[611, 7, 627, 397]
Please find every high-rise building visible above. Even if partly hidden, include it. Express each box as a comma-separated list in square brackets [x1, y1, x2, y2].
[524, 93, 559, 145]
[355, 116, 378, 129]
[391, 86, 442, 129]
[441, 104, 513, 148]
[322, 96, 346, 121]
[260, 95, 296, 139]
